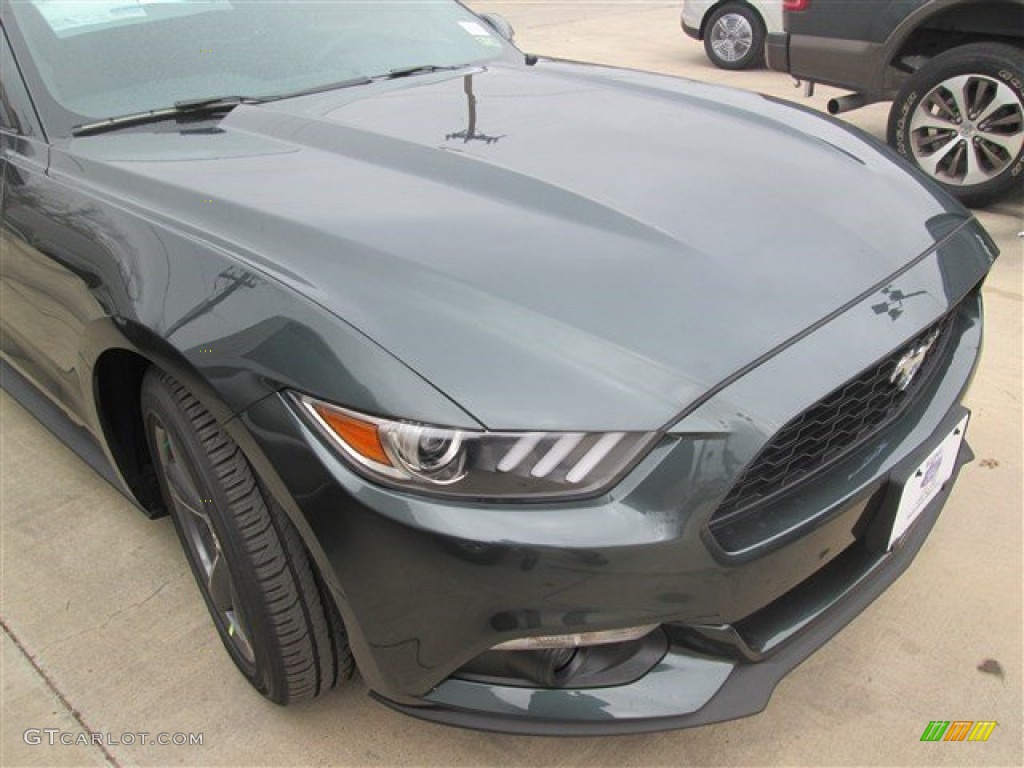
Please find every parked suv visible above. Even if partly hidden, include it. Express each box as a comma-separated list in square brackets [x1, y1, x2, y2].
[767, 0, 1024, 207]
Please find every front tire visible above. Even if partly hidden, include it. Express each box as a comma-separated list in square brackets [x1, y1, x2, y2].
[141, 368, 353, 704]
[703, 3, 765, 71]
[888, 43, 1024, 208]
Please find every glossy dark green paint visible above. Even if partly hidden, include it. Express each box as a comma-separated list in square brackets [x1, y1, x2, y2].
[0, 4, 997, 731]
[6, 55, 982, 432]
[228, 260, 984, 708]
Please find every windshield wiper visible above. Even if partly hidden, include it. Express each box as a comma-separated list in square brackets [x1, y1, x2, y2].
[380, 64, 466, 80]
[72, 95, 263, 137]
[71, 68, 468, 137]
[261, 75, 373, 102]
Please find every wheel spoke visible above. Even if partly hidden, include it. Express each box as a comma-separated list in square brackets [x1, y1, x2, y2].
[910, 114, 958, 133]
[226, 613, 254, 663]
[944, 75, 972, 122]
[977, 128, 1024, 156]
[226, 579, 255, 663]
[154, 426, 205, 515]
[206, 548, 232, 613]
[974, 84, 1011, 124]
[921, 80, 963, 123]
[166, 476, 203, 521]
[927, 133, 963, 171]
[962, 142, 992, 185]
[982, 110, 1023, 130]
[965, 77, 995, 118]
[975, 139, 1007, 173]
[915, 129, 957, 153]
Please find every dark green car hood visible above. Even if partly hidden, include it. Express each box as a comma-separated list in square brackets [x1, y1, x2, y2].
[65, 61, 973, 430]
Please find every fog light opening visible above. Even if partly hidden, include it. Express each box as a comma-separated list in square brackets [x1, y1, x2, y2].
[492, 623, 659, 651]
[454, 625, 669, 690]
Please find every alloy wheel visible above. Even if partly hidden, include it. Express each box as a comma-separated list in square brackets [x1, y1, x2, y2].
[709, 13, 753, 64]
[909, 74, 1024, 187]
[152, 418, 256, 664]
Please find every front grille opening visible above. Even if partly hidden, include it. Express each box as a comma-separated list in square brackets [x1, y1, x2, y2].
[712, 305, 961, 527]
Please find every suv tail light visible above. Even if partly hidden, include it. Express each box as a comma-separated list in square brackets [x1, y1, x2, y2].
[784, 0, 810, 10]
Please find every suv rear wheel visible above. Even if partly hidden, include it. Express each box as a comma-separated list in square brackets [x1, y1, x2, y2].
[888, 43, 1024, 207]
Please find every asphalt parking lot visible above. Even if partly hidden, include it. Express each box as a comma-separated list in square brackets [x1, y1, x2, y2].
[2, 2, 1021, 766]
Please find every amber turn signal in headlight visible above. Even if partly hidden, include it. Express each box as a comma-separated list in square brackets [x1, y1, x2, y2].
[293, 394, 658, 500]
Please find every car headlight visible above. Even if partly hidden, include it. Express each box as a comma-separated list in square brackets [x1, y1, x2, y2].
[294, 394, 658, 499]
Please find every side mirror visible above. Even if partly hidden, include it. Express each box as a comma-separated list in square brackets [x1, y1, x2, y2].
[478, 13, 515, 43]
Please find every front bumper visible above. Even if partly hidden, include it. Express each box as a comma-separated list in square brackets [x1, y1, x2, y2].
[376, 424, 970, 734]
[232, 223, 990, 733]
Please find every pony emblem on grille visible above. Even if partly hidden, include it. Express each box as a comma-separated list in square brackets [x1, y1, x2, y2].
[890, 329, 941, 391]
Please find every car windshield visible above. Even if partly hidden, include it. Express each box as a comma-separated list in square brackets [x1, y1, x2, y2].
[6, 0, 508, 136]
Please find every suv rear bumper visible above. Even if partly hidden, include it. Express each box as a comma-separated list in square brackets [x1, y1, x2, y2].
[766, 32, 790, 72]
[767, 31, 889, 98]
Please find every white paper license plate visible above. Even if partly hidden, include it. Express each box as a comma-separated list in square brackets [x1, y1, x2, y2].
[888, 414, 969, 550]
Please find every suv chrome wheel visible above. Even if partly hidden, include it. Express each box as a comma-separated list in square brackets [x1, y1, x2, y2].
[910, 74, 1024, 187]
[890, 43, 1024, 207]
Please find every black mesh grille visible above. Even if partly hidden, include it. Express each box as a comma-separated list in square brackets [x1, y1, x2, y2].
[711, 308, 959, 525]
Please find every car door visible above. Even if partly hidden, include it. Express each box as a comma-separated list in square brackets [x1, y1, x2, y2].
[0, 26, 99, 425]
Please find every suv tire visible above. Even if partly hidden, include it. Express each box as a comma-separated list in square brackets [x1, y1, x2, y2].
[888, 43, 1024, 207]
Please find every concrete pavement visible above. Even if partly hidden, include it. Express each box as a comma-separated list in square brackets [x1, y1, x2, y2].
[2, 2, 1022, 765]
